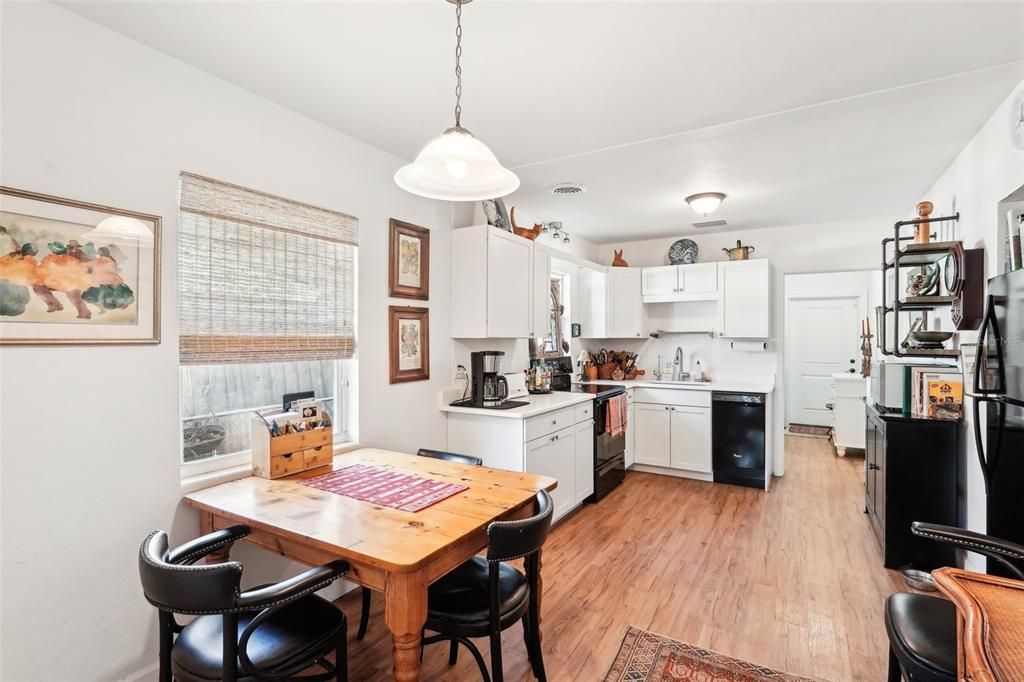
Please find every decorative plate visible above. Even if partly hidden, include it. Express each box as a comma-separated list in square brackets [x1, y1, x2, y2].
[668, 238, 698, 265]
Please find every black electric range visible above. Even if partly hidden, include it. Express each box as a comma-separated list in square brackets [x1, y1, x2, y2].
[544, 357, 626, 502]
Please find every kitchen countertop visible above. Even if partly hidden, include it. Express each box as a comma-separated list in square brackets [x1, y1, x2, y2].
[440, 391, 594, 419]
[579, 378, 776, 394]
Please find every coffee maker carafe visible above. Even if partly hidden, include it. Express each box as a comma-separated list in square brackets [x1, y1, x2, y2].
[471, 351, 508, 407]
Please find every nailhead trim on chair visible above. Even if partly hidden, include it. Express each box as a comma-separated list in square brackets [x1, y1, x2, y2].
[914, 529, 1024, 561]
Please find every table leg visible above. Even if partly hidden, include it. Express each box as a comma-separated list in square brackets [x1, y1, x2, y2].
[384, 572, 427, 682]
[199, 511, 233, 564]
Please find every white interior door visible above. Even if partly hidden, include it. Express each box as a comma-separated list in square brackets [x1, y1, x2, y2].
[787, 297, 861, 426]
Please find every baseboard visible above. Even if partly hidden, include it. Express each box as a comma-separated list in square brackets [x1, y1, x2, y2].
[120, 662, 158, 682]
[630, 464, 713, 482]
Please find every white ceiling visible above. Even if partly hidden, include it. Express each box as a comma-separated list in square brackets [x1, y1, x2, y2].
[62, 1, 1024, 243]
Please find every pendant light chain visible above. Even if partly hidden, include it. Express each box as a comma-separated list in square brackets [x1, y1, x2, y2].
[454, 0, 463, 128]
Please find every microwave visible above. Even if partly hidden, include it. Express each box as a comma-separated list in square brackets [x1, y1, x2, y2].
[870, 361, 908, 412]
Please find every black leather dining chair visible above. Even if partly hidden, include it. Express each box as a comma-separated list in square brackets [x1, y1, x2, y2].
[422, 489, 553, 682]
[416, 448, 485, 467]
[356, 448, 485, 641]
[139, 525, 350, 682]
[885, 522, 1024, 682]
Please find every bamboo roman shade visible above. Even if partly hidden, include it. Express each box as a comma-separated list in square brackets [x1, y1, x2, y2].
[178, 172, 358, 365]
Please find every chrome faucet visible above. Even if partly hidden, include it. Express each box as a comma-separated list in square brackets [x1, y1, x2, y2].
[672, 346, 687, 382]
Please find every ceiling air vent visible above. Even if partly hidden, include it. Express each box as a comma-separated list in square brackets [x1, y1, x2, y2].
[549, 183, 587, 197]
[692, 219, 728, 228]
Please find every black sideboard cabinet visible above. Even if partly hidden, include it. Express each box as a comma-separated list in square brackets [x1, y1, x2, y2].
[864, 400, 965, 570]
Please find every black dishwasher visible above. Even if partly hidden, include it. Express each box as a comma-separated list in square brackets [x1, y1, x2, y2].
[712, 392, 766, 489]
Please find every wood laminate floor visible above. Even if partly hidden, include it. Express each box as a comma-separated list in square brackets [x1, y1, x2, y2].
[335, 436, 904, 681]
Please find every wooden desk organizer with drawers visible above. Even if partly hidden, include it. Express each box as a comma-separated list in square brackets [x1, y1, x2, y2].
[252, 417, 333, 479]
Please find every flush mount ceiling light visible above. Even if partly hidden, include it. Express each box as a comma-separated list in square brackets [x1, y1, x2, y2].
[394, 0, 519, 202]
[685, 192, 726, 217]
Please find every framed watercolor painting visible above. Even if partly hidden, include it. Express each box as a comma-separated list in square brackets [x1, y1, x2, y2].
[389, 306, 429, 383]
[0, 186, 161, 345]
[388, 218, 429, 300]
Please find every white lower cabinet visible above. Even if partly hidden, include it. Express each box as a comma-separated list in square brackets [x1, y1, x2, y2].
[625, 390, 635, 468]
[634, 398, 711, 474]
[526, 425, 577, 520]
[669, 405, 712, 473]
[634, 403, 671, 467]
[574, 420, 595, 504]
[449, 401, 597, 523]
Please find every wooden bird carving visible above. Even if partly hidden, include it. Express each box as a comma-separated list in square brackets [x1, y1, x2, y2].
[510, 207, 542, 241]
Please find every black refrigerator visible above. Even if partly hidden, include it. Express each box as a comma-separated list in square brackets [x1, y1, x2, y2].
[974, 268, 1024, 576]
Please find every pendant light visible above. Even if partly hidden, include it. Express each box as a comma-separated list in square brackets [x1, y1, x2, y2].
[395, 0, 519, 202]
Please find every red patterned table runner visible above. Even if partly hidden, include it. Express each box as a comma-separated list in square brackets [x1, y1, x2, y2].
[299, 464, 468, 512]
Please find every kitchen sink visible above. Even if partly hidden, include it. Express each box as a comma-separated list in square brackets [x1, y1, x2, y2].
[650, 379, 711, 386]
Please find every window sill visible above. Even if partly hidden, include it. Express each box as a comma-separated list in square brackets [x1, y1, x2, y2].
[180, 442, 361, 494]
[181, 464, 254, 495]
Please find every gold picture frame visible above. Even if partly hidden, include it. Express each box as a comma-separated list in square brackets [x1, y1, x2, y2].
[0, 186, 161, 345]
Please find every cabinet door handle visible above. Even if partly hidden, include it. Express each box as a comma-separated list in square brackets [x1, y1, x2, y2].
[868, 463, 880, 470]
[551, 419, 557, 425]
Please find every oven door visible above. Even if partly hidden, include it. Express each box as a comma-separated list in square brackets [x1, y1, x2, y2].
[594, 395, 626, 468]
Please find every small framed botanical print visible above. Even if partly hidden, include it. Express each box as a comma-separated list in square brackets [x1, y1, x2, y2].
[0, 186, 161, 345]
[389, 306, 429, 383]
[388, 218, 429, 300]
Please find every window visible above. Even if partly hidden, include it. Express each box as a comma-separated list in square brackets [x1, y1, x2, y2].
[538, 271, 570, 357]
[180, 360, 352, 472]
[177, 173, 358, 474]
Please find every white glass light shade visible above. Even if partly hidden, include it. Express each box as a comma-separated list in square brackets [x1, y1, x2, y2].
[686, 192, 726, 217]
[395, 127, 520, 202]
[82, 216, 154, 247]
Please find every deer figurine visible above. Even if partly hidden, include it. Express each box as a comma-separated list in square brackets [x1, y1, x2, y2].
[509, 207, 542, 241]
[611, 249, 629, 267]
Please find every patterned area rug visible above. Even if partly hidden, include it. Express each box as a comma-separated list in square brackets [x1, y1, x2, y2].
[602, 626, 818, 682]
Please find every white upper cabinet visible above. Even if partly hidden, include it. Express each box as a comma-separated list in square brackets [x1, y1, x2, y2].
[641, 266, 677, 299]
[641, 263, 718, 303]
[531, 247, 551, 339]
[606, 267, 646, 338]
[679, 263, 718, 295]
[451, 226, 532, 338]
[576, 266, 608, 339]
[718, 259, 772, 339]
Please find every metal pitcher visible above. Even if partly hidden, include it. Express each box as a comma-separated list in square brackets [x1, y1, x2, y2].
[722, 240, 755, 260]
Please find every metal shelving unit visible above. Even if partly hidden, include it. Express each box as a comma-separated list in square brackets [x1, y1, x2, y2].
[880, 213, 960, 358]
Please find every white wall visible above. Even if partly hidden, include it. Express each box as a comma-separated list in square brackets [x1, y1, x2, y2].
[915, 78, 1024, 569]
[0, 4, 452, 680]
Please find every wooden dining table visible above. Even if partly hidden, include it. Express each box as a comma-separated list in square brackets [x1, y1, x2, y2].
[933, 567, 1024, 681]
[183, 447, 557, 682]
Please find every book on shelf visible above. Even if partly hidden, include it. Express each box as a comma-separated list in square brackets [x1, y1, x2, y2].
[907, 366, 962, 419]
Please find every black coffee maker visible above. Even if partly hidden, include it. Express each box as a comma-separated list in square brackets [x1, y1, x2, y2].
[470, 350, 509, 407]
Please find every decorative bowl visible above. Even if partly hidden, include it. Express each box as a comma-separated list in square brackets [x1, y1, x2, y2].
[909, 330, 954, 344]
